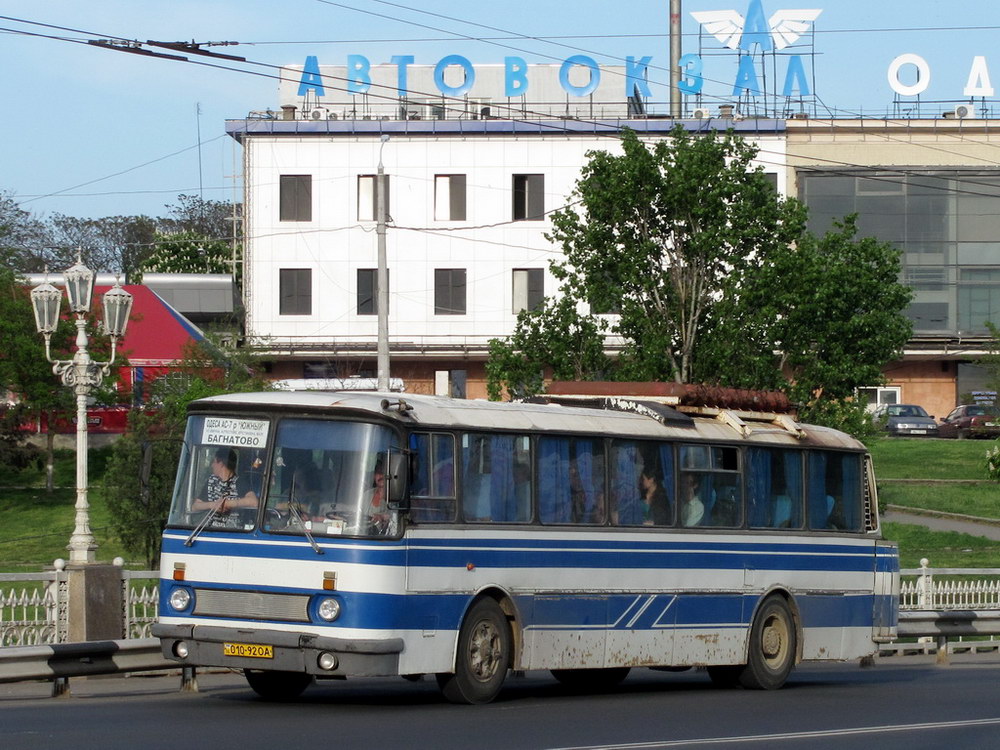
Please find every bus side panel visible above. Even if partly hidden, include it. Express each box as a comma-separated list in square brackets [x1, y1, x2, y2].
[670, 594, 747, 666]
[873, 542, 900, 640]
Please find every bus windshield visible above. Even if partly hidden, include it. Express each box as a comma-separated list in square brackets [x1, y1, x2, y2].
[261, 418, 399, 537]
[165, 415, 400, 538]
[166, 415, 270, 532]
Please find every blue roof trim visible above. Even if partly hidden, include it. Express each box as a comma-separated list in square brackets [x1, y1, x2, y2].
[225, 117, 786, 141]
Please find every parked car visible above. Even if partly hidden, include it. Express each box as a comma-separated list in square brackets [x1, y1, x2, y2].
[938, 404, 1000, 439]
[873, 404, 939, 437]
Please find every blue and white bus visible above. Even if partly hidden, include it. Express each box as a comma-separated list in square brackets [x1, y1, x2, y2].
[153, 389, 899, 704]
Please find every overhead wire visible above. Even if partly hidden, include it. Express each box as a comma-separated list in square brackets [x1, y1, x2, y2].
[5, 12, 1000, 209]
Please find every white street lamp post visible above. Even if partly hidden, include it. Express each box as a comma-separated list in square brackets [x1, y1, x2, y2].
[30, 258, 133, 564]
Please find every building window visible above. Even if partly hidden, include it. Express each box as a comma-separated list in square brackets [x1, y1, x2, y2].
[435, 269, 466, 315]
[435, 175, 467, 221]
[279, 268, 312, 315]
[512, 174, 545, 221]
[358, 174, 390, 222]
[512, 268, 544, 313]
[357, 268, 389, 315]
[435, 369, 467, 398]
[279, 175, 312, 222]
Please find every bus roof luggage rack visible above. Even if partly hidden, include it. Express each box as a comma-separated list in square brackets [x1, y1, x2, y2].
[542, 382, 803, 437]
[524, 394, 694, 426]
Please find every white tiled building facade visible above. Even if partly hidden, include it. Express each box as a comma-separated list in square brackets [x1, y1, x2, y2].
[227, 63, 786, 398]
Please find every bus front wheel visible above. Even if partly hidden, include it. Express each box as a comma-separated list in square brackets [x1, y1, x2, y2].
[436, 598, 512, 704]
[739, 596, 797, 690]
[244, 669, 313, 700]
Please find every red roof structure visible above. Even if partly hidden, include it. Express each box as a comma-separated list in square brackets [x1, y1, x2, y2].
[103, 284, 204, 367]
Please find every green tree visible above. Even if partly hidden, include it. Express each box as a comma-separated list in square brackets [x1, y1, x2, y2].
[102, 336, 272, 566]
[546, 126, 807, 385]
[158, 194, 239, 240]
[486, 128, 913, 438]
[47, 213, 158, 278]
[0, 257, 120, 490]
[0, 192, 51, 272]
[137, 231, 235, 279]
[486, 296, 610, 400]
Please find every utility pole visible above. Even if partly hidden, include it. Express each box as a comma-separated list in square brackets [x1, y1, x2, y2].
[376, 134, 390, 391]
[670, 0, 683, 118]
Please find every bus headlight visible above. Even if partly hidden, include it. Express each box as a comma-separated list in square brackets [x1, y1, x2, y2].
[317, 597, 341, 622]
[169, 587, 192, 611]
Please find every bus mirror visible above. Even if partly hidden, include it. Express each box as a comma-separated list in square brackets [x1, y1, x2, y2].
[386, 451, 409, 508]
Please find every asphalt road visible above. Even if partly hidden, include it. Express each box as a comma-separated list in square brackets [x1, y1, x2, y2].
[3, 655, 1000, 750]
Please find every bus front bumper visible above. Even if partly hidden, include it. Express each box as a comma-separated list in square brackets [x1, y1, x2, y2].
[152, 623, 404, 677]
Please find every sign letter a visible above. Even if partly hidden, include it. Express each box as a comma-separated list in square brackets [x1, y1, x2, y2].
[298, 56, 326, 97]
[964, 56, 995, 97]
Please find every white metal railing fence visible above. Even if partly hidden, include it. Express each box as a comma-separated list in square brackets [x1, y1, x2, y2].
[1, 560, 158, 648]
[899, 558, 1000, 611]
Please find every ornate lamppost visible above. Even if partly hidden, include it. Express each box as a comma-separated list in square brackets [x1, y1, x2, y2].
[30, 257, 133, 564]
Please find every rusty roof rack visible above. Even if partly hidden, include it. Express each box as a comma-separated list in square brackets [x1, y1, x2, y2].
[542, 382, 804, 438]
[523, 394, 694, 427]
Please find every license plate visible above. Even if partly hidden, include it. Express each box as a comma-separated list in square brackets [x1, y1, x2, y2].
[223, 642, 273, 659]
[987, 422, 999, 427]
[911, 429, 927, 434]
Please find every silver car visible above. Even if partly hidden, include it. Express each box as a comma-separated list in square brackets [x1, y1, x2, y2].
[873, 404, 939, 437]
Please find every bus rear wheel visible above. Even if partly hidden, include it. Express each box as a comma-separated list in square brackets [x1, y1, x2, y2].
[738, 596, 796, 690]
[244, 669, 313, 700]
[436, 598, 511, 704]
[551, 667, 631, 691]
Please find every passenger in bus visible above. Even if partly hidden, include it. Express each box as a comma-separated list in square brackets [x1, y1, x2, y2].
[362, 460, 392, 534]
[639, 469, 671, 526]
[709, 485, 739, 526]
[680, 473, 705, 527]
[191, 447, 259, 525]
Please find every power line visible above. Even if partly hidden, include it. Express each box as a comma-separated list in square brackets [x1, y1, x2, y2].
[6, 14, 1000, 210]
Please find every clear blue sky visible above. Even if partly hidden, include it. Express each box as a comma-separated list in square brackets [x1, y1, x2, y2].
[1, 0, 997, 220]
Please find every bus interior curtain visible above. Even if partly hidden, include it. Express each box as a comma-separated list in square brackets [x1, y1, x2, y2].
[539, 438, 571, 523]
[488, 435, 517, 522]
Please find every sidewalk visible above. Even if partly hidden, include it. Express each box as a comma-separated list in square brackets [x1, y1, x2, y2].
[882, 507, 1000, 542]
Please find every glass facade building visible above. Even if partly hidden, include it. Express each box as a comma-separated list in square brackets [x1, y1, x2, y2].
[799, 169, 1000, 336]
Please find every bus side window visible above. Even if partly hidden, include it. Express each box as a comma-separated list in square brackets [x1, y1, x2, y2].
[679, 444, 741, 528]
[611, 440, 673, 526]
[808, 451, 862, 531]
[409, 432, 456, 522]
[461, 433, 531, 523]
[747, 447, 803, 529]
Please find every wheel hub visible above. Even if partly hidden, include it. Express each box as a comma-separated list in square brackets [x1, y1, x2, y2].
[469, 620, 502, 680]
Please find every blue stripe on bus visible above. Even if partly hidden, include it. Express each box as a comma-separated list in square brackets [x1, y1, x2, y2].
[163, 534, 881, 573]
[163, 532, 878, 556]
[160, 582, 887, 632]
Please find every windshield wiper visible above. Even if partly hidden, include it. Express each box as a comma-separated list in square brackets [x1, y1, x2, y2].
[185, 501, 223, 546]
[286, 480, 323, 555]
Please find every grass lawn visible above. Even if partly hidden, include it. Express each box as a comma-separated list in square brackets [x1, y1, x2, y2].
[878, 482, 1000, 520]
[882, 522, 1000, 569]
[868, 437, 993, 480]
[0, 446, 129, 572]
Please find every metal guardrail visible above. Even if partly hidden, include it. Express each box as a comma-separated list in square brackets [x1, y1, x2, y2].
[0, 638, 171, 684]
[0, 637, 196, 696]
